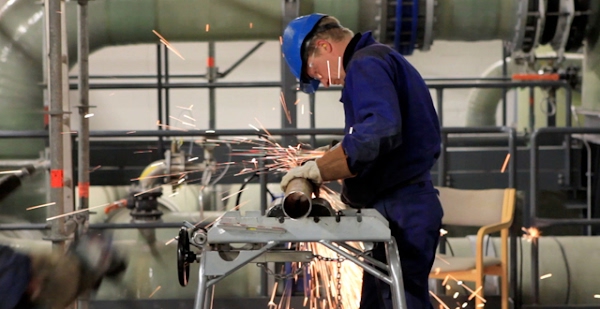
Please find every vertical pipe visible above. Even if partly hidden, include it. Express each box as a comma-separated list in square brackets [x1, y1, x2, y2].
[437, 133, 447, 187]
[501, 43, 508, 126]
[77, 0, 90, 221]
[164, 45, 170, 126]
[309, 92, 316, 147]
[208, 41, 217, 130]
[258, 148, 268, 297]
[547, 88, 556, 127]
[46, 0, 66, 251]
[76, 4, 90, 304]
[156, 44, 164, 154]
[281, 0, 299, 147]
[436, 88, 444, 126]
[564, 86, 572, 187]
[529, 87, 535, 131]
[507, 127, 519, 308]
[529, 131, 539, 304]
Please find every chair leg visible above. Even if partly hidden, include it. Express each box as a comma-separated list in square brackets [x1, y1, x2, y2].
[501, 269, 509, 309]
[386, 237, 408, 309]
[475, 276, 484, 309]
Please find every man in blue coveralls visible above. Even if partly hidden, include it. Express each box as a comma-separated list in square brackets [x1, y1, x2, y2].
[280, 14, 443, 309]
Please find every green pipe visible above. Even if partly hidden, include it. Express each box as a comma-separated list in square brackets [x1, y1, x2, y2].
[434, 0, 518, 41]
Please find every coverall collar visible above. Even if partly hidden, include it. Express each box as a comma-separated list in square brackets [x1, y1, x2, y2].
[342, 31, 376, 71]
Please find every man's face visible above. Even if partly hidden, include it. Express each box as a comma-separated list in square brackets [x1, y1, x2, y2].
[305, 42, 345, 88]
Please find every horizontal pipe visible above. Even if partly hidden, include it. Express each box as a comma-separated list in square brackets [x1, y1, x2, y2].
[0, 221, 210, 231]
[535, 218, 600, 227]
[282, 178, 314, 219]
[67, 81, 281, 90]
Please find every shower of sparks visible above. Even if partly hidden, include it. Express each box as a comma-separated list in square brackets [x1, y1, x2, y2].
[540, 273, 553, 280]
[280, 92, 292, 124]
[0, 170, 21, 175]
[134, 150, 153, 154]
[302, 104, 305, 115]
[249, 124, 260, 131]
[249, 22, 253, 29]
[183, 114, 196, 122]
[152, 30, 185, 60]
[148, 286, 161, 298]
[126, 130, 136, 134]
[157, 120, 189, 131]
[522, 227, 541, 242]
[89, 165, 102, 173]
[254, 117, 271, 137]
[84, 113, 94, 118]
[440, 228, 448, 236]
[188, 157, 199, 162]
[500, 153, 511, 173]
[220, 188, 248, 201]
[61, 131, 77, 135]
[46, 201, 114, 221]
[337, 56, 341, 79]
[594, 294, 600, 298]
[176, 105, 194, 111]
[430, 291, 450, 309]
[26, 202, 56, 211]
[205, 24, 210, 32]
[436, 254, 451, 265]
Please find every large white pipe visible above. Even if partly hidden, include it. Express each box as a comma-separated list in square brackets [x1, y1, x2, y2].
[466, 54, 583, 127]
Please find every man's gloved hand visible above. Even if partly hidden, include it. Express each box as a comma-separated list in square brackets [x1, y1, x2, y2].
[28, 234, 126, 308]
[280, 161, 322, 192]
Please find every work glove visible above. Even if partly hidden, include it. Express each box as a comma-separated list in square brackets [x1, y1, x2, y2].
[28, 234, 126, 309]
[280, 143, 355, 192]
[280, 161, 322, 192]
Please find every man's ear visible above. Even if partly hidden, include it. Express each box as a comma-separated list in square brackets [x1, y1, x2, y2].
[315, 39, 333, 53]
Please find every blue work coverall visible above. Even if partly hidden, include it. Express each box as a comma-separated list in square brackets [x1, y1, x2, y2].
[339, 32, 443, 309]
[0, 245, 31, 309]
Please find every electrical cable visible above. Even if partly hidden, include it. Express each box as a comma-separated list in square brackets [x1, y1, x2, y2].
[235, 172, 258, 207]
[552, 237, 571, 304]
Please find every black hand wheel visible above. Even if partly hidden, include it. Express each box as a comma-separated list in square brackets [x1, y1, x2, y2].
[177, 227, 197, 287]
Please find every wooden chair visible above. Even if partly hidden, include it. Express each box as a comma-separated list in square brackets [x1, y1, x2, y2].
[430, 187, 516, 309]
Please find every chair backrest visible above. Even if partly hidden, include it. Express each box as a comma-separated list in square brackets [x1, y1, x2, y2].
[436, 187, 515, 227]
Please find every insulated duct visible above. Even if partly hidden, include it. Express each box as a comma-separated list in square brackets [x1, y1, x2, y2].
[0, 0, 372, 159]
[466, 54, 583, 127]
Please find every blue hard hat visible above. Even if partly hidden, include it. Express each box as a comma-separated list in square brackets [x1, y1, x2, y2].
[282, 13, 327, 94]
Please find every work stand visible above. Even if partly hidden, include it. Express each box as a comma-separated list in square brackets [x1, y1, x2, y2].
[177, 209, 407, 309]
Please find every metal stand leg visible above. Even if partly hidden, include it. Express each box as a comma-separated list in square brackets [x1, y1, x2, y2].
[386, 237, 407, 309]
[194, 256, 208, 309]
[203, 285, 214, 309]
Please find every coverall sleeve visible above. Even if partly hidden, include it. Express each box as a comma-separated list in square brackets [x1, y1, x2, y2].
[0, 245, 31, 309]
[341, 56, 403, 173]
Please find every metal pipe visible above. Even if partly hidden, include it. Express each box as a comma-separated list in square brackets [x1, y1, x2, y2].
[309, 93, 316, 147]
[501, 44, 508, 126]
[319, 240, 392, 285]
[68, 81, 282, 89]
[164, 45, 170, 126]
[0, 126, 518, 140]
[46, 0, 66, 252]
[77, 0, 90, 234]
[208, 42, 217, 130]
[220, 42, 265, 77]
[436, 89, 444, 126]
[156, 44, 164, 155]
[282, 178, 314, 219]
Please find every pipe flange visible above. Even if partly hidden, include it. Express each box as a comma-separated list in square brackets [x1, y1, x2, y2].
[564, 0, 590, 52]
[550, 0, 575, 59]
[522, 0, 545, 53]
[394, 0, 420, 55]
[510, 0, 530, 53]
[419, 0, 435, 51]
